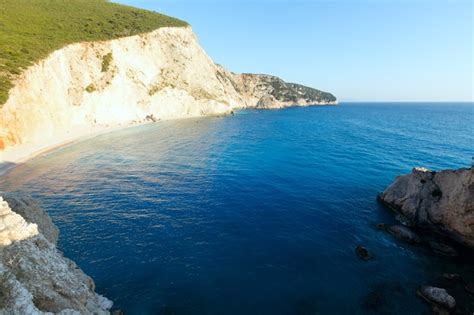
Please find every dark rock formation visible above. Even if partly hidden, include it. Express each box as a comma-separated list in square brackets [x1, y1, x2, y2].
[355, 245, 372, 261]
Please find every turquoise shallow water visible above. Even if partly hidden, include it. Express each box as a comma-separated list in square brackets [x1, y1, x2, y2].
[1, 103, 473, 314]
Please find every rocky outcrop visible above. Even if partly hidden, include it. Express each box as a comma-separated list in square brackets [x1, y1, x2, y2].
[2, 194, 58, 245]
[378, 167, 474, 247]
[228, 72, 337, 109]
[0, 196, 112, 314]
[0, 26, 336, 155]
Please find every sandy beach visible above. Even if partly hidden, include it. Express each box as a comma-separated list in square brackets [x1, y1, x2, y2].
[0, 122, 144, 177]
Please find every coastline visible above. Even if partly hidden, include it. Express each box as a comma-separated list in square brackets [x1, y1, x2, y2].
[0, 122, 148, 177]
[0, 102, 338, 178]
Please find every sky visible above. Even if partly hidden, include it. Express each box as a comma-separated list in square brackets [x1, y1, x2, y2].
[116, 0, 473, 102]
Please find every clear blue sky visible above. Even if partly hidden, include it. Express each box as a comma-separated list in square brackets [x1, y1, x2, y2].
[116, 0, 473, 102]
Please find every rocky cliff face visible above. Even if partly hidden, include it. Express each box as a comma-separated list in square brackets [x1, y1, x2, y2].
[0, 26, 336, 153]
[378, 167, 474, 247]
[230, 72, 337, 109]
[0, 195, 112, 314]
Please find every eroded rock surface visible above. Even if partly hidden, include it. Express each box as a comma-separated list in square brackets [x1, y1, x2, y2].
[0, 196, 111, 314]
[2, 193, 58, 245]
[378, 167, 474, 247]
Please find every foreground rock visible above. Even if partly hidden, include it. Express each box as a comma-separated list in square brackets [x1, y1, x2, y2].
[0, 196, 111, 314]
[417, 286, 456, 310]
[378, 167, 474, 248]
[2, 193, 59, 245]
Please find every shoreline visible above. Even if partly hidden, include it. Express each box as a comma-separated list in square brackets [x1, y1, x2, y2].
[0, 122, 149, 177]
[0, 103, 339, 177]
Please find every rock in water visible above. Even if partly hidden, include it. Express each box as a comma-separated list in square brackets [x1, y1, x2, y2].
[417, 286, 456, 310]
[428, 241, 458, 257]
[442, 273, 461, 281]
[355, 245, 372, 261]
[387, 225, 422, 244]
[378, 167, 474, 248]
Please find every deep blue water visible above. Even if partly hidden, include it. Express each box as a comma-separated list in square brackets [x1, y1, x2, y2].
[1, 103, 473, 314]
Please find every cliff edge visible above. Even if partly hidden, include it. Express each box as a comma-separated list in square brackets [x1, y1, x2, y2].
[378, 167, 474, 248]
[0, 195, 112, 314]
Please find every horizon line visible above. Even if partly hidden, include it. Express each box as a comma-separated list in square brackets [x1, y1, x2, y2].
[339, 100, 474, 103]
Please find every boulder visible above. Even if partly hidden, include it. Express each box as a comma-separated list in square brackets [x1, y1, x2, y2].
[378, 167, 474, 248]
[417, 286, 456, 310]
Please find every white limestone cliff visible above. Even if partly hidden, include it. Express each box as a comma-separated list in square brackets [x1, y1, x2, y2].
[0, 26, 336, 166]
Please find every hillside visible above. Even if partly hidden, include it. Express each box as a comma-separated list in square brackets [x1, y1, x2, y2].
[0, 2, 336, 165]
[0, 0, 188, 105]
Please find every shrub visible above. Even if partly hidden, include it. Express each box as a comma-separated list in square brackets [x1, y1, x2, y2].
[85, 84, 96, 93]
[101, 52, 113, 72]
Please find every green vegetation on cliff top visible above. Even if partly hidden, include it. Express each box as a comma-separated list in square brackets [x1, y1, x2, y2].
[0, 0, 188, 105]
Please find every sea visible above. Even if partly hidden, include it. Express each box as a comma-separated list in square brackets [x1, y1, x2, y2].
[1, 102, 473, 314]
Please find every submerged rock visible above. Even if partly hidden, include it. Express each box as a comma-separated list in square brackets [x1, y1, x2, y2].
[387, 225, 421, 244]
[375, 223, 387, 231]
[378, 167, 474, 248]
[417, 286, 456, 310]
[428, 241, 458, 257]
[355, 245, 372, 261]
[442, 273, 461, 281]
